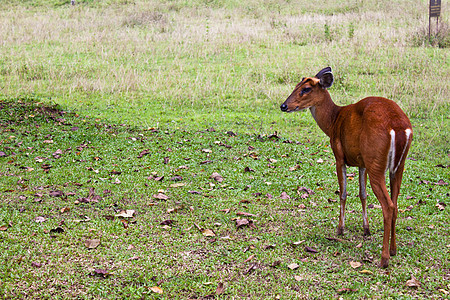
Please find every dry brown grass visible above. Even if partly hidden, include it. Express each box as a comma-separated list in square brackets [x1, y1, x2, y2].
[0, 0, 448, 119]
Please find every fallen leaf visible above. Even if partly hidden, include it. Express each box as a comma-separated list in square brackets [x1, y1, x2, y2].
[137, 149, 151, 158]
[52, 149, 63, 158]
[268, 132, 280, 139]
[35, 216, 46, 223]
[0, 225, 7, 231]
[289, 165, 301, 171]
[406, 275, 421, 288]
[325, 237, 345, 243]
[289, 240, 304, 248]
[294, 275, 302, 281]
[297, 186, 315, 197]
[211, 172, 223, 182]
[270, 260, 281, 267]
[49, 227, 64, 234]
[305, 246, 318, 253]
[169, 183, 185, 188]
[85, 239, 100, 249]
[41, 163, 52, 170]
[280, 192, 290, 199]
[350, 261, 362, 269]
[60, 207, 70, 213]
[337, 288, 357, 294]
[115, 210, 135, 218]
[435, 179, 448, 185]
[153, 176, 164, 181]
[153, 193, 169, 200]
[121, 219, 129, 229]
[244, 264, 258, 275]
[236, 218, 250, 229]
[202, 149, 212, 153]
[202, 229, 216, 237]
[244, 167, 255, 172]
[356, 243, 363, 248]
[368, 204, 382, 209]
[244, 254, 255, 263]
[73, 216, 91, 222]
[436, 203, 445, 211]
[171, 175, 183, 181]
[236, 211, 257, 217]
[49, 190, 64, 197]
[359, 269, 373, 275]
[159, 220, 174, 226]
[263, 244, 276, 250]
[287, 263, 299, 270]
[317, 158, 324, 163]
[93, 268, 111, 278]
[31, 262, 42, 268]
[216, 282, 225, 295]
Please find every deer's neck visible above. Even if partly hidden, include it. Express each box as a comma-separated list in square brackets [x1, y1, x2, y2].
[309, 92, 341, 137]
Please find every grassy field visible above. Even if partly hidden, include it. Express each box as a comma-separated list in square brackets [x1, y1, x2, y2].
[0, 0, 449, 299]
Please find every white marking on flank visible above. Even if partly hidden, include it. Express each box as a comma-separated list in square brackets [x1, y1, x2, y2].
[392, 128, 412, 174]
[388, 129, 396, 173]
[405, 128, 412, 140]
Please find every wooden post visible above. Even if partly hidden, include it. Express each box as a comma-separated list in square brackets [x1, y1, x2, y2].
[429, 0, 441, 43]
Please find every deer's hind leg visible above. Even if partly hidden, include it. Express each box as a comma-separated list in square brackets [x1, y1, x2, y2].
[359, 167, 370, 236]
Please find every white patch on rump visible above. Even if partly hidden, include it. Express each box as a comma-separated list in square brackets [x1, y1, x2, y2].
[405, 128, 412, 140]
[389, 128, 412, 175]
[387, 129, 396, 173]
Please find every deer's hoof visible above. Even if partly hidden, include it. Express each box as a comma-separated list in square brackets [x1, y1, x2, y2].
[363, 227, 371, 236]
[336, 227, 344, 236]
[380, 257, 389, 268]
[390, 249, 397, 256]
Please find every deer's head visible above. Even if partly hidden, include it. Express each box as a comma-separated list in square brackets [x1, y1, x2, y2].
[280, 67, 334, 112]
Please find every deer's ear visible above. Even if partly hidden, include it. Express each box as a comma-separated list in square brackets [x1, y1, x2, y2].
[315, 67, 333, 89]
[319, 72, 333, 89]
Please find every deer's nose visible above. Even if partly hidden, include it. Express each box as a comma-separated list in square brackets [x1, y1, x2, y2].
[280, 103, 288, 112]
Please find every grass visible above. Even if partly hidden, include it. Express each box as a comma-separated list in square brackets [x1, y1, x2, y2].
[0, 0, 449, 298]
[0, 97, 449, 299]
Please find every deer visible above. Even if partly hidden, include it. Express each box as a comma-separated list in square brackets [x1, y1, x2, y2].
[280, 67, 412, 268]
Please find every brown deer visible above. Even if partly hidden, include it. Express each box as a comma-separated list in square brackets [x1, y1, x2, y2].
[280, 67, 412, 268]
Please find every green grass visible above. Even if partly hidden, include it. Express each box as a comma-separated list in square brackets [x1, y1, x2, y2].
[0, 0, 449, 298]
[1, 97, 448, 299]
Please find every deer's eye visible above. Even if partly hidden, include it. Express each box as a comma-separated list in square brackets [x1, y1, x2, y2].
[301, 87, 312, 95]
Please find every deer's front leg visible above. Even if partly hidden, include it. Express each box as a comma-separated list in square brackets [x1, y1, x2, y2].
[336, 162, 347, 235]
